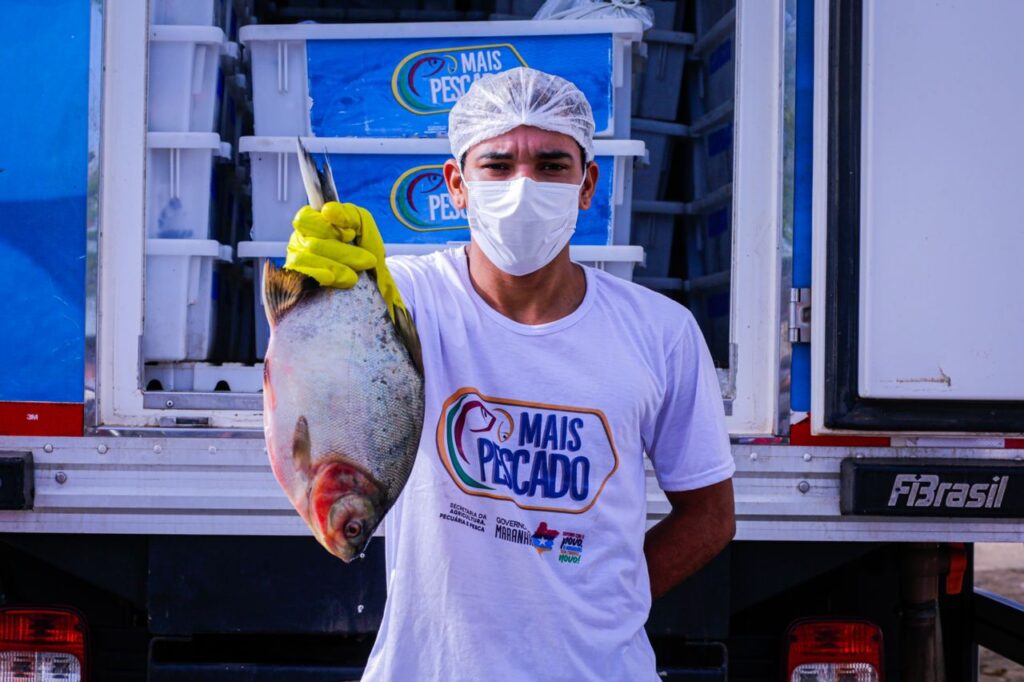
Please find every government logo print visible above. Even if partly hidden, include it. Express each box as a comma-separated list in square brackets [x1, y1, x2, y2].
[389, 165, 466, 232]
[391, 44, 528, 115]
[531, 522, 559, 555]
[437, 388, 620, 514]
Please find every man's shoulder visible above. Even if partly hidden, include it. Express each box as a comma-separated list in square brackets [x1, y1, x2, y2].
[588, 265, 698, 333]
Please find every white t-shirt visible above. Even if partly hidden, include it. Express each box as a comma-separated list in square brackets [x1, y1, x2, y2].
[361, 248, 734, 682]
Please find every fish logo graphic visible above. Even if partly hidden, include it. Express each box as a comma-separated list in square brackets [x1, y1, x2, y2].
[436, 388, 619, 514]
[389, 165, 467, 232]
[391, 44, 528, 115]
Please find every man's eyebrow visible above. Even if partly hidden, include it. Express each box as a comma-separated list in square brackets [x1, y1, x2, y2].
[536, 150, 574, 161]
[476, 151, 514, 161]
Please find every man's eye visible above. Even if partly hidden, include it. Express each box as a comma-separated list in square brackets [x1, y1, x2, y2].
[483, 163, 510, 171]
[542, 164, 569, 172]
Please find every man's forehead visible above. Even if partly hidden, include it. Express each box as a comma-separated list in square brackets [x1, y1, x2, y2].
[468, 126, 578, 156]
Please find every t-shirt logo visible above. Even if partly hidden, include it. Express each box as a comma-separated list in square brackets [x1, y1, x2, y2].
[436, 388, 620, 514]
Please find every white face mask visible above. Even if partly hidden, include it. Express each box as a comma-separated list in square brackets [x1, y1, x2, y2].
[465, 175, 584, 276]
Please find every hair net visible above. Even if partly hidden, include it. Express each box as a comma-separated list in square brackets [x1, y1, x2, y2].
[448, 67, 596, 164]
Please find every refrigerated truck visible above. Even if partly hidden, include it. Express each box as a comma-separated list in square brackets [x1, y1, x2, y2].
[1, 0, 1023, 679]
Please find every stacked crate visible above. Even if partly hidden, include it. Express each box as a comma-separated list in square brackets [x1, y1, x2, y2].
[683, 1, 735, 363]
[236, 19, 648, 356]
[482, 2, 701, 294]
[143, 0, 236, 364]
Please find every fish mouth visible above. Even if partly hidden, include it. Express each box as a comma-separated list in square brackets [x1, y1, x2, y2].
[306, 457, 386, 563]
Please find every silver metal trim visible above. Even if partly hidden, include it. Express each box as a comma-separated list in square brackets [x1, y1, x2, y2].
[777, 0, 798, 437]
[1, 437, 1021, 541]
[83, 0, 105, 433]
[142, 392, 263, 411]
[88, 426, 263, 438]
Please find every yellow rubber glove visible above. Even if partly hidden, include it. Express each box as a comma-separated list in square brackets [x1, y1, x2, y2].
[284, 202, 408, 321]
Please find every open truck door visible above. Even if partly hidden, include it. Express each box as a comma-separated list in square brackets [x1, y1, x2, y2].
[810, 0, 1024, 436]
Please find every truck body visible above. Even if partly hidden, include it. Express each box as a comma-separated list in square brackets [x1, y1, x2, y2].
[1, 0, 1022, 679]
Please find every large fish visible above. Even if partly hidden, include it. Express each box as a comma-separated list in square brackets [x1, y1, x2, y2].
[262, 140, 424, 562]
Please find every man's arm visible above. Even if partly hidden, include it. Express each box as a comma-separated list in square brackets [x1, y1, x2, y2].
[643, 478, 736, 600]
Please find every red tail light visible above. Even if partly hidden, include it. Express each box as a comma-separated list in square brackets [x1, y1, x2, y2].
[0, 607, 87, 681]
[785, 619, 883, 682]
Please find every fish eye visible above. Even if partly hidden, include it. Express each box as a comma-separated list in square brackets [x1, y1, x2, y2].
[344, 520, 364, 539]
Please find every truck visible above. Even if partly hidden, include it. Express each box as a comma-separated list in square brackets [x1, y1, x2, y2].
[1, 0, 1022, 679]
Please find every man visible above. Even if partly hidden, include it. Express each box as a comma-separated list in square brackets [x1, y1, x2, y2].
[286, 67, 735, 680]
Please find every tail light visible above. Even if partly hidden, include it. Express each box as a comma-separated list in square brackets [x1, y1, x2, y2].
[0, 607, 87, 681]
[785, 619, 883, 682]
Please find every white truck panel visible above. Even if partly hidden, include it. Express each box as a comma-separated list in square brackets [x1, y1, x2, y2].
[857, 0, 1024, 400]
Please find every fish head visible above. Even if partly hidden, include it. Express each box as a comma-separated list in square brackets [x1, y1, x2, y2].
[307, 458, 385, 562]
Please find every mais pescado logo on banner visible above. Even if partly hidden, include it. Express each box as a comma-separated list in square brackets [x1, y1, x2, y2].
[436, 388, 619, 514]
[391, 44, 528, 115]
[389, 165, 467, 232]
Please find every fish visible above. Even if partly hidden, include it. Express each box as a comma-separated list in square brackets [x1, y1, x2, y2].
[261, 139, 424, 562]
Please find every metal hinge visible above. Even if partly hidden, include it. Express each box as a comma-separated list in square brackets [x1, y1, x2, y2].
[789, 288, 811, 343]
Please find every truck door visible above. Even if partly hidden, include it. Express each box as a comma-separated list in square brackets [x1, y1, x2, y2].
[810, 0, 1024, 435]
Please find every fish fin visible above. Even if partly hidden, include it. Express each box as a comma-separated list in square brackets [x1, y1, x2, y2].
[295, 138, 340, 209]
[296, 138, 324, 210]
[393, 304, 424, 376]
[320, 153, 339, 204]
[262, 260, 316, 327]
[292, 415, 312, 475]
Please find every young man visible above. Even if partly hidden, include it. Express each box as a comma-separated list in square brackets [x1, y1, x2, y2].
[286, 67, 735, 680]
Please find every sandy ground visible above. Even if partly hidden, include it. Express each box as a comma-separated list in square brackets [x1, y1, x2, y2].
[975, 543, 1024, 681]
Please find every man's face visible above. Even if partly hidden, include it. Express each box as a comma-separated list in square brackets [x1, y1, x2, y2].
[444, 125, 598, 211]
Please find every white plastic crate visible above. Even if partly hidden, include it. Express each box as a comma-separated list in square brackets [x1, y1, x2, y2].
[144, 362, 264, 393]
[239, 19, 642, 138]
[239, 241, 643, 359]
[147, 132, 231, 239]
[144, 239, 232, 362]
[149, 0, 216, 25]
[148, 25, 227, 132]
[240, 136, 643, 246]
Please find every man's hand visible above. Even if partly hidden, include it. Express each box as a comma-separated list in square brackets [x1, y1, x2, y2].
[644, 478, 735, 600]
[285, 201, 408, 321]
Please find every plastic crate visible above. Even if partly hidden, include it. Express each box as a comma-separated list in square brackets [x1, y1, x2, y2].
[148, 25, 227, 132]
[239, 19, 642, 138]
[695, 205, 731, 276]
[147, 133, 231, 239]
[698, 25, 734, 113]
[633, 30, 692, 122]
[701, 121, 733, 191]
[696, 0, 734, 35]
[239, 241, 643, 358]
[149, 0, 216, 25]
[144, 362, 263, 393]
[631, 118, 690, 200]
[143, 239, 232, 362]
[240, 136, 644, 246]
[491, 0, 545, 17]
[631, 200, 687, 277]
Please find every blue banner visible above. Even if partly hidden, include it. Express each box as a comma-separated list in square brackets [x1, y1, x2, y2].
[329, 154, 614, 245]
[307, 33, 614, 138]
[0, 0, 91, 404]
